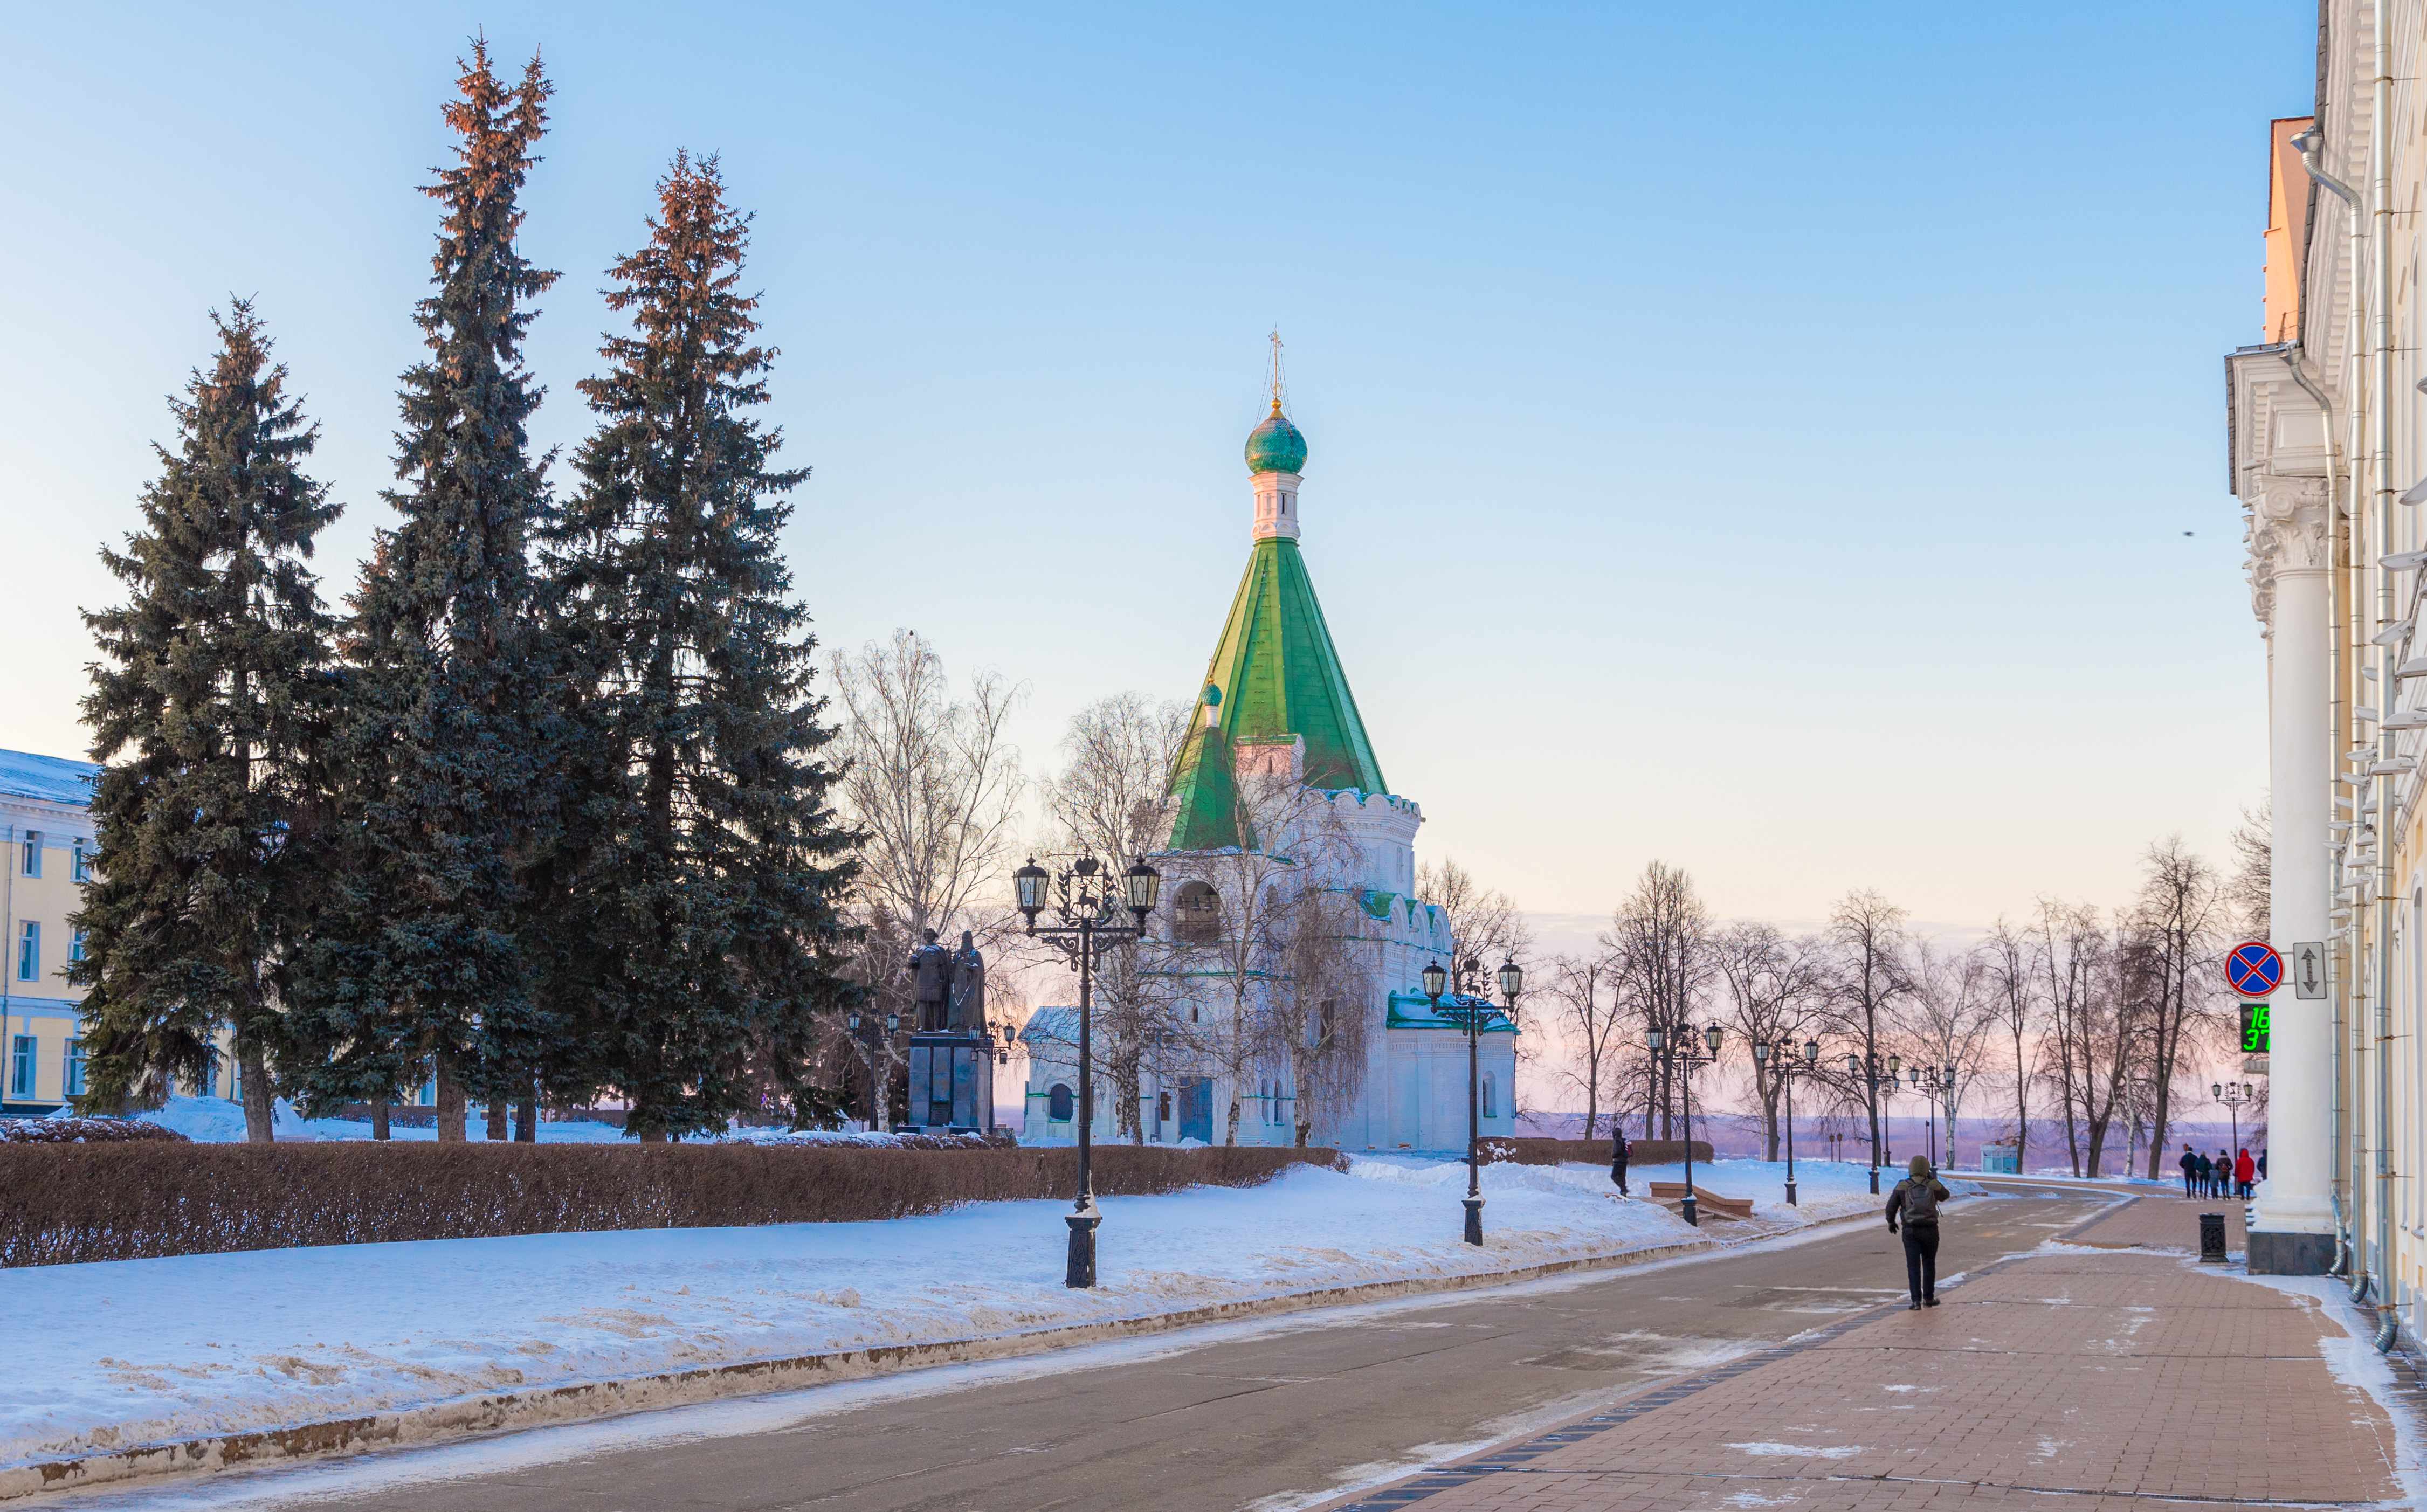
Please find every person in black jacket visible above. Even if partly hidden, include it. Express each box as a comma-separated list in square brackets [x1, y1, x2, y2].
[2195, 1150, 2214, 1197]
[1610, 1129, 1630, 1196]
[1886, 1155, 1953, 1309]
[2178, 1144, 2198, 1198]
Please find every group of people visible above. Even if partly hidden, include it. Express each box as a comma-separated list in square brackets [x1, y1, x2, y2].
[2178, 1144, 2259, 1200]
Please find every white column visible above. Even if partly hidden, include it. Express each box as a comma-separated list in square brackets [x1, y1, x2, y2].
[2251, 480, 2334, 1240]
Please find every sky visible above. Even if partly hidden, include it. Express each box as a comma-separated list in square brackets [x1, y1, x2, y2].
[0, 2, 2314, 938]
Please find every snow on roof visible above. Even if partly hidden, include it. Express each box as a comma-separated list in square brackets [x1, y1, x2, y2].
[0, 749, 100, 807]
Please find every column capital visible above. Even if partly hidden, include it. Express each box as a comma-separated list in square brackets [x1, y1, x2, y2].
[2244, 471, 2332, 626]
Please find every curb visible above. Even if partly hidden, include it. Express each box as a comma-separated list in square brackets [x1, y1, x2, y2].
[2, 1207, 1873, 1502]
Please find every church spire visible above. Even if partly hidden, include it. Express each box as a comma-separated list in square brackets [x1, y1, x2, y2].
[1244, 334, 1307, 541]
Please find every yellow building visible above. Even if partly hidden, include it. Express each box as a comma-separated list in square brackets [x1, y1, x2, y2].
[1, 750, 101, 1111]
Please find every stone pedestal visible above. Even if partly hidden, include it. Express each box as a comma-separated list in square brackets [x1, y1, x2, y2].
[905, 1032, 995, 1133]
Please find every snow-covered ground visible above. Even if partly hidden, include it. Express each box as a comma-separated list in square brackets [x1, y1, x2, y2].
[135, 1096, 631, 1143]
[3, 1155, 1871, 1475]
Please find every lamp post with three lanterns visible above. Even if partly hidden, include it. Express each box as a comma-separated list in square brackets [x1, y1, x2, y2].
[1846, 1051, 1899, 1193]
[1013, 853, 1161, 1289]
[1906, 1064, 1956, 1169]
[1753, 1036, 1821, 1205]
[2214, 1079, 2256, 1159]
[1422, 955, 1524, 1246]
[843, 1005, 902, 1130]
[1647, 1021, 1723, 1226]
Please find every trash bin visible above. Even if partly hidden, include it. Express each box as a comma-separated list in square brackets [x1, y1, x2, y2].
[2198, 1212, 2227, 1264]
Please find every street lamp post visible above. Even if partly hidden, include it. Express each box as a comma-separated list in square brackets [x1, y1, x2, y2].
[1906, 1065, 1954, 1169]
[2214, 1080, 2256, 1159]
[1845, 1051, 1898, 1193]
[1754, 1037, 1821, 1205]
[1424, 955, 1524, 1246]
[1015, 854, 1161, 1289]
[1650, 1021, 1723, 1226]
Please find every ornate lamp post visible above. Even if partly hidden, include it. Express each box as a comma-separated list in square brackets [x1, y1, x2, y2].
[843, 1005, 903, 1130]
[1845, 1051, 1898, 1193]
[1424, 955, 1523, 1246]
[2215, 1080, 2256, 1158]
[1649, 1021, 1723, 1226]
[1754, 1037, 1821, 1205]
[1014, 853, 1161, 1288]
[1905, 1065, 1955, 1169]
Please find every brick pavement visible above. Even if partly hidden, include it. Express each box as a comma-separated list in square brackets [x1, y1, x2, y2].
[2066, 1191, 2247, 1252]
[1317, 1199, 2409, 1511]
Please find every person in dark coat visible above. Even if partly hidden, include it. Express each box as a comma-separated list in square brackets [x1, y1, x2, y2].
[1886, 1155, 1954, 1309]
[2216, 1150, 2233, 1198]
[2177, 1144, 2198, 1198]
[2258, 1149, 2267, 1180]
[2195, 1150, 2214, 1197]
[1609, 1129, 1630, 1196]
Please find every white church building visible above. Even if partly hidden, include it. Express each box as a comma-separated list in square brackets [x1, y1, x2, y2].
[1020, 393, 1518, 1150]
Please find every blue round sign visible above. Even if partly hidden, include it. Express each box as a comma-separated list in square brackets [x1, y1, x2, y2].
[2225, 940, 2283, 998]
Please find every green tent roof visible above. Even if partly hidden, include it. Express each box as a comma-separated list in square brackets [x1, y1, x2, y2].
[1166, 536, 1385, 851]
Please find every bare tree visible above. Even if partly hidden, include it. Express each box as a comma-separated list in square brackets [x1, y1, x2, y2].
[1259, 884, 1374, 1145]
[2133, 836, 2223, 1179]
[1417, 857, 1539, 1111]
[1604, 861, 1713, 1139]
[832, 629, 1024, 946]
[1545, 951, 1626, 1138]
[1712, 923, 1828, 1159]
[1039, 692, 1190, 1141]
[1900, 940, 1996, 1166]
[1982, 919, 2039, 1170]
[1825, 889, 1909, 1175]
[2226, 798, 2271, 942]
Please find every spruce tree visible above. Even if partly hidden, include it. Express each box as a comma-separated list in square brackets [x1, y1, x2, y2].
[549, 152, 860, 1137]
[287, 43, 559, 1140]
[73, 302, 341, 1141]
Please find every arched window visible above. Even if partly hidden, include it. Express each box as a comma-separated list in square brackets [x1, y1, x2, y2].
[1048, 1083, 1075, 1122]
[1481, 1072, 1498, 1119]
[1173, 880, 1222, 944]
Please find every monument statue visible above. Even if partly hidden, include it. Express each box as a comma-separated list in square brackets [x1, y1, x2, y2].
[907, 929, 954, 1032]
[948, 930, 987, 1033]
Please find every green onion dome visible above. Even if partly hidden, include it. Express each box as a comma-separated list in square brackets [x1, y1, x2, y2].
[1245, 409, 1307, 475]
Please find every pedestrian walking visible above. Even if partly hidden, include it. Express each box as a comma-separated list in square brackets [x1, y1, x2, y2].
[1885, 1154, 1953, 1310]
[2177, 1143, 2198, 1198]
[2195, 1150, 2213, 1197]
[2235, 1148, 2255, 1200]
[2258, 1149, 2267, 1181]
[2217, 1150, 2233, 1199]
[1609, 1128, 1630, 1197]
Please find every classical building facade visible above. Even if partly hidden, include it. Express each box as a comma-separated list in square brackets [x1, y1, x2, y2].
[2228, 0, 2427, 1340]
[1022, 399, 1517, 1149]
[1, 750, 101, 1112]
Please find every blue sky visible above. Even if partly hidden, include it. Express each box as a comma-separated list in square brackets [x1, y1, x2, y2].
[0, 3, 2312, 929]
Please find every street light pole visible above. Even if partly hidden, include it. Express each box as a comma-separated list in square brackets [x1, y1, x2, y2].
[2215, 1080, 2255, 1160]
[1761, 1037, 1819, 1206]
[1651, 1022, 1722, 1226]
[1015, 854, 1161, 1289]
[1846, 1051, 1898, 1193]
[1424, 956, 1524, 1246]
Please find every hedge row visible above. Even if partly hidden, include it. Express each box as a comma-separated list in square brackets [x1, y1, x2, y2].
[0, 1117, 189, 1144]
[0, 1142, 1344, 1267]
[1482, 1137, 1713, 1166]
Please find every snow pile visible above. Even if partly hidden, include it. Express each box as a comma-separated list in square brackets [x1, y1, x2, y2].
[2, 1154, 1735, 1471]
[0, 1115, 185, 1144]
[135, 1096, 629, 1144]
[720, 1127, 1011, 1150]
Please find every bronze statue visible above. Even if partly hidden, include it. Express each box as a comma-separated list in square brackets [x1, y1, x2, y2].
[907, 929, 954, 1032]
[948, 930, 987, 1033]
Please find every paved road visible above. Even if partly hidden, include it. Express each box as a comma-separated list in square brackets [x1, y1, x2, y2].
[116, 1182, 2115, 1512]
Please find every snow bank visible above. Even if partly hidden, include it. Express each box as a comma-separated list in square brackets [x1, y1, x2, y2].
[0, 1152, 1817, 1473]
[134, 1096, 629, 1144]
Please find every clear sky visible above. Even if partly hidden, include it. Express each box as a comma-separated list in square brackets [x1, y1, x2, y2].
[0, 2, 2312, 934]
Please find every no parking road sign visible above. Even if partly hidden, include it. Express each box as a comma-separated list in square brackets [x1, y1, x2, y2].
[2226, 940, 2284, 998]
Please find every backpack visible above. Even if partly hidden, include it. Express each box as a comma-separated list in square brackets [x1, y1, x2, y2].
[1899, 1177, 1945, 1225]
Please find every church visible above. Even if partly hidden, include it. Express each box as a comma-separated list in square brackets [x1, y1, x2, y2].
[1019, 386, 1518, 1150]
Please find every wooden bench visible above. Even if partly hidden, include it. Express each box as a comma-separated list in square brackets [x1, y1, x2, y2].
[1646, 1181, 1756, 1221]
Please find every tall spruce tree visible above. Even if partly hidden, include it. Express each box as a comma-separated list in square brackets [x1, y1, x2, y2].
[287, 43, 559, 1141]
[73, 302, 341, 1141]
[548, 152, 860, 1137]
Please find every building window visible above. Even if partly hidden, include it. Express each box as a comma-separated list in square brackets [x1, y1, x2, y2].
[201, 1048, 220, 1100]
[1316, 998, 1337, 1047]
[1172, 881, 1222, 944]
[16, 921, 37, 982]
[20, 831, 40, 878]
[63, 1039, 86, 1098]
[1047, 1083, 1075, 1122]
[1157, 1089, 1172, 1125]
[71, 845, 88, 883]
[68, 928, 86, 965]
[1481, 1072, 1498, 1119]
[8, 1037, 33, 1100]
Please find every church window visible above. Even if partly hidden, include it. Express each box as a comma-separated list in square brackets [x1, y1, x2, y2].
[1173, 881, 1221, 944]
[1048, 1083, 1075, 1122]
[1316, 998, 1338, 1047]
[1481, 1073, 1498, 1119]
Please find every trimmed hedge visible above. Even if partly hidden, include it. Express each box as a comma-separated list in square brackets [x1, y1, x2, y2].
[0, 1142, 1344, 1267]
[1481, 1136, 1712, 1166]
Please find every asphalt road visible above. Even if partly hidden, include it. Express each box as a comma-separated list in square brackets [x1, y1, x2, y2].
[106, 1181, 2115, 1512]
